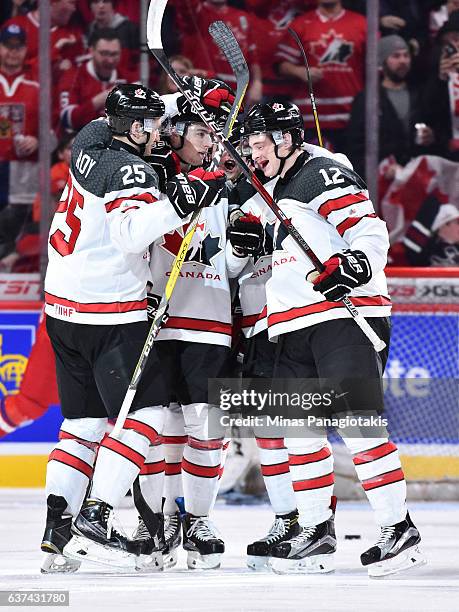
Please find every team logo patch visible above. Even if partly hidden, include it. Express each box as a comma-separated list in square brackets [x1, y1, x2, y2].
[135, 88, 147, 99]
[161, 221, 222, 268]
[272, 103, 285, 112]
[311, 30, 354, 65]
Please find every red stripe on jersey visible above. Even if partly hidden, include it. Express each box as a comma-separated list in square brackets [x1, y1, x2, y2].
[293, 472, 334, 491]
[48, 449, 93, 478]
[161, 435, 188, 445]
[58, 430, 98, 450]
[362, 468, 405, 491]
[289, 447, 331, 465]
[268, 295, 391, 326]
[165, 462, 182, 476]
[182, 458, 220, 478]
[105, 192, 158, 213]
[165, 316, 232, 336]
[242, 307, 268, 329]
[45, 292, 147, 314]
[140, 459, 165, 475]
[318, 192, 368, 218]
[123, 418, 160, 445]
[100, 436, 145, 469]
[256, 437, 286, 450]
[336, 214, 377, 237]
[261, 462, 290, 477]
[353, 442, 397, 465]
[188, 437, 223, 451]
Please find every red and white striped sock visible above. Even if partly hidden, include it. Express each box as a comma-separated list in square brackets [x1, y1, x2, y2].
[256, 437, 296, 515]
[162, 403, 186, 515]
[137, 442, 165, 514]
[91, 407, 164, 508]
[345, 437, 407, 526]
[46, 418, 107, 515]
[285, 437, 334, 527]
[182, 436, 223, 516]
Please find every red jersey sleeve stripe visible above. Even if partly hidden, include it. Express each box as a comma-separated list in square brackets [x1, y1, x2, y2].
[336, 213, 377, 237]
[48, 449, 93, 479]
[289, 447, 332, 465]
[362, 468, 405, 491]
[261, 462, 290, 477]
[353, 442, 397, 465]
[318, 191, 368, 218]
[105, 192, 158, 213]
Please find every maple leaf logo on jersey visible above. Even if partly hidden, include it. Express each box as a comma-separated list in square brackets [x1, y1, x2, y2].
[160, 221, 222, 268]
[310, 30, 353, 65]
[272, 103, 285, 112]
[135, 88, 147, 98]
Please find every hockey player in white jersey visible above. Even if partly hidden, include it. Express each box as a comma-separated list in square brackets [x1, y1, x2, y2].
[140, 77, 237, 570]
[239, 101, 424, 577]
[41, 83, 225, 571]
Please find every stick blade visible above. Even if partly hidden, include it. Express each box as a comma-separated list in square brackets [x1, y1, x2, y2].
[209, 21, 249, 82]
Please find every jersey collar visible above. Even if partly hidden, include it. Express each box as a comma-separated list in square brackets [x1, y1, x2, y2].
[277, 151, 309, 185]
[110, 138, 140, 157]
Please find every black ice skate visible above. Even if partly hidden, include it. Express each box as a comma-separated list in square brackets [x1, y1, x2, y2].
[182, 514, 225, 569]
[269, 514, 337, 574]
[162, 511, 182, 569]
[132, 514, 165, 572]
[63, 498, 141, 569]
[40, 495, 81, 574]
[247, 509, 301, 571]
[361, 512, 426, 577]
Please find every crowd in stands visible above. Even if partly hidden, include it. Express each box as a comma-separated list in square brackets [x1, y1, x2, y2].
[0, 0, 458, 271]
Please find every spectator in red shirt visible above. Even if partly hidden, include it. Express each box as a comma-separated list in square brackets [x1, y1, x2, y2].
[174, 0, 263, 105]
[276, 0, 366, 151]
[0, 23, 39, 259]
[58, 29, 128, 133]
[86, 0, 140, 79]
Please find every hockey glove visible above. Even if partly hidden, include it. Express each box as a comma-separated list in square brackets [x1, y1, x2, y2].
[165, 168, 225, 218]
[310, 249, 372, 302]
[228, 210, 264, 258]
[178, 76, 237, 117]
[146, 293, 169, 326]
[144, 145, 181, 193]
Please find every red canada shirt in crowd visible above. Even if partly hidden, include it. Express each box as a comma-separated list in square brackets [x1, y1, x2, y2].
[173, 0, 259, 89]
[0, 70, 39, 161]
[276, 7, 366, 130]
[58, 59, 128, 132]
[4, 11, 85, 75]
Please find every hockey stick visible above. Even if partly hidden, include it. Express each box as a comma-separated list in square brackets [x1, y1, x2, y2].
[147, 0, 385, 353]
[288, 27, 323, 148]
[111, 16, 248, 438]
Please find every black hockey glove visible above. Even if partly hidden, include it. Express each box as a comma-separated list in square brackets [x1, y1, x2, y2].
[165, 168, 225, 218]
[146, 292, 169, 326]
[228, 210, 264, 258]
[144, 144, 180, 193]
[310, 249, 372, 302]
[177, 76, 237, 117]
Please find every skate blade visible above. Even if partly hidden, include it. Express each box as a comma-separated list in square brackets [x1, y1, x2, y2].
[41, 553, 81, 574]
[269, 553, 335, 575]
[187, 551, 222, 570]
[136, 552, 163, 573]
[63, 534, 138, 570]
[247, 555, 270, 571]
[368, 545, 426, 578]
[162, 548, 178, 570]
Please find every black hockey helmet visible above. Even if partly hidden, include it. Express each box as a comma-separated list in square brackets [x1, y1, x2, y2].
[242, 101, 304, 148]
[105, 83, 165, 135]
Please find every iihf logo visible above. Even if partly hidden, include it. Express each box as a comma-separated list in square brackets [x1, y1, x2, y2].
[135, 88, 147, 99]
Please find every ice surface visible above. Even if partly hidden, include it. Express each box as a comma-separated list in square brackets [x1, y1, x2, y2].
[0, 490, 457, 612]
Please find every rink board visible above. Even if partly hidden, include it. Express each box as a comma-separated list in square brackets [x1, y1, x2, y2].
[0, 303, 458, 487]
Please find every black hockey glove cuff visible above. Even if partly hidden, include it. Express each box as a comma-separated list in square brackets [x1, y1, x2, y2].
[310, 249, 372, 302]
[165, 168, 225, 218]
[228, 210, 264, 258]
[144, 145, 181, 193]
[147, 293, 169, 326]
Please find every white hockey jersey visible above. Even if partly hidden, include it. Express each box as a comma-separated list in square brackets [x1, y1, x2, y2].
[266, 153, 391, 341]
[45, 119, 188, 325]
[150, 200, 232, 347]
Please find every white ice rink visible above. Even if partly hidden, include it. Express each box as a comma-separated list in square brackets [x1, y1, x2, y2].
[0, 490, 458, 612]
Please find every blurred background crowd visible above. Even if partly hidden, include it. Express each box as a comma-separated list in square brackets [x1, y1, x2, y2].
[0, 0, 458, 274]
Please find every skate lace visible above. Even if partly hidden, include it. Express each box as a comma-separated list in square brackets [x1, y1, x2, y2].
[164, 514, 179, 541]
[376, 525, 396, 546]
[288, 525, 317, 545]
[264, 518, 287, 544]
[133, 517, 150, 540]
[103, 506, 126, 541]
[186, 517, 220, 542]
